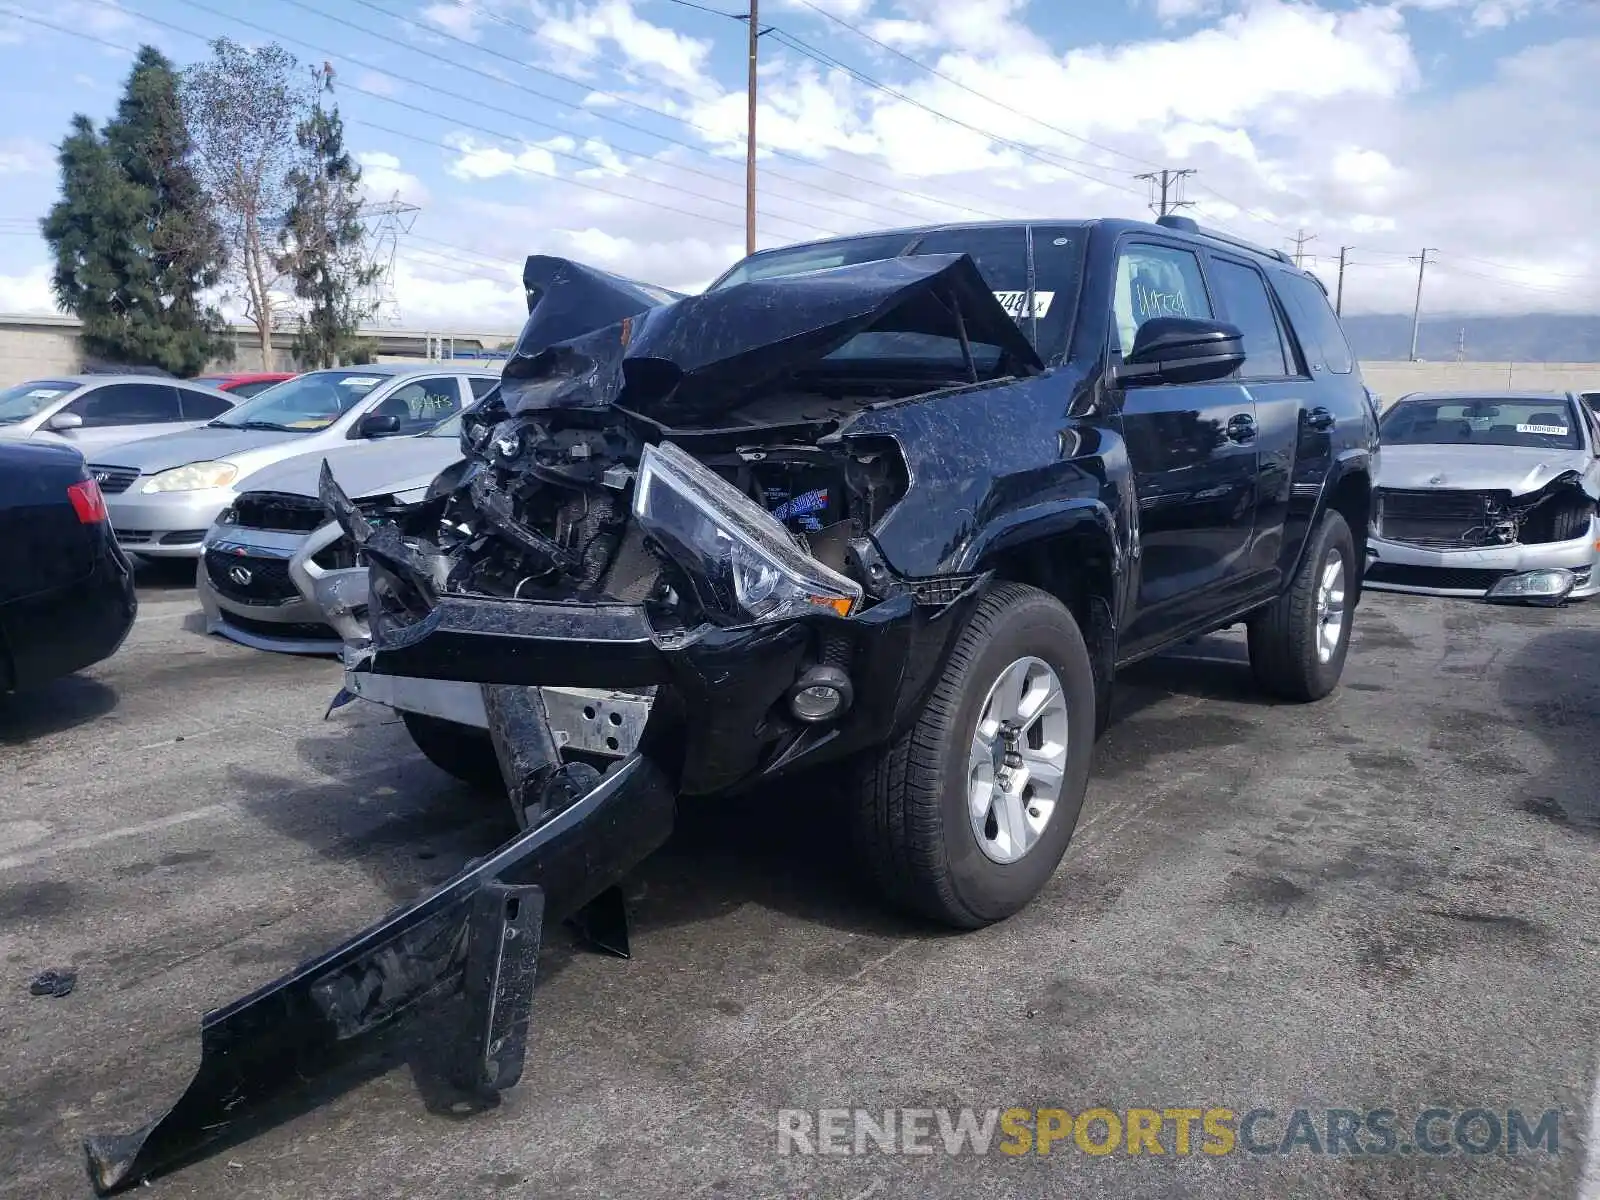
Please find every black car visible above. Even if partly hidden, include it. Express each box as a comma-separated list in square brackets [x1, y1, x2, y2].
[0, 439, 137, 691]
[334, 215, 1378, 928]
[92, 218, 1381, 1190]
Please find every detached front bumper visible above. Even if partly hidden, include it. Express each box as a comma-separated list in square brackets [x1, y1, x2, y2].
[199, 521, 366, 654]
[1365, 526, 1600, 600]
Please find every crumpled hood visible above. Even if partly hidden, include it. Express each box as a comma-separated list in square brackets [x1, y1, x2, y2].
[499, 253, 1044, 424]
[86, 423, 304, 470]
[1376, 443, 1594, 495]
[240, 436, 466, 502]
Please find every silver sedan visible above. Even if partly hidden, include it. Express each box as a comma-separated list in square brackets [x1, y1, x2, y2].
[1364, 391, 1600, 604]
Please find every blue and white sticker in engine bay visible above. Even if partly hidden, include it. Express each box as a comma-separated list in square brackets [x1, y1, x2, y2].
[1517, 423, 1568, 436]
[992, 291, 1055, 321]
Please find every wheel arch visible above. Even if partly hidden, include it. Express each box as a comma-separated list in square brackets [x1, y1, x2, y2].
[960, 501, 1121, 734]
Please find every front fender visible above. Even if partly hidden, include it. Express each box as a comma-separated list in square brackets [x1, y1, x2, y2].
[955, 496, 1122, 576]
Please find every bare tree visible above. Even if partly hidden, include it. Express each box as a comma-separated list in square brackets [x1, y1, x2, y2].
[182, 39, 309, 370]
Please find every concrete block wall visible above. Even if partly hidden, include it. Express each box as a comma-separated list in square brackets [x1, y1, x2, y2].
[0, 321, 83, 381]
[1361, 361, 1600, 400]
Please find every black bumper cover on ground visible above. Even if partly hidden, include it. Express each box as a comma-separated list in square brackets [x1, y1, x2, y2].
[83, 752, 676, 1194]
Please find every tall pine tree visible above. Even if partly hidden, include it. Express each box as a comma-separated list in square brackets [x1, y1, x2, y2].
[41, 47, 228, 375]
[277, 70, 380, 369]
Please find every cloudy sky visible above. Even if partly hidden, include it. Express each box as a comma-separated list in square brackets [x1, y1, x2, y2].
[0, 0, 1596, 333]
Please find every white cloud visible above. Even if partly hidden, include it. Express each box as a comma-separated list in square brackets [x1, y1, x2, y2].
[0, 265, 57, 315]
[0, 139, 51, 176]
[353, 70, 398, 97]
[534, 0, 715, 93]
[357, 151, 431, 205]
[446, 137, 565, 180]
[421, 1, 482, 40]
[314, 0, 1600, 327]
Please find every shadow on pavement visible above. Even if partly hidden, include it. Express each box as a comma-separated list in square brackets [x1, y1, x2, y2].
[0, 673, 119, 744]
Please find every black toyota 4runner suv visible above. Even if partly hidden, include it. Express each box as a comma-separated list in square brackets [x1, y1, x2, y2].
[329, 214, 1378, 930]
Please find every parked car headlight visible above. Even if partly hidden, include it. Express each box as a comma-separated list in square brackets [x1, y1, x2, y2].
[633, 441, 862, 625]
[140, 461, 239, 493]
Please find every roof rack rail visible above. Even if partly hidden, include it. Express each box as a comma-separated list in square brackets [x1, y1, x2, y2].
[1155, 214, 1294, 265]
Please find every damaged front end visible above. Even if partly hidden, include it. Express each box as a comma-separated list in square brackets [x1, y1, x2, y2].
[88, 252, 1039, 1192]
[345, 250, 1038, 797]
[1369, 464, 1600, 604]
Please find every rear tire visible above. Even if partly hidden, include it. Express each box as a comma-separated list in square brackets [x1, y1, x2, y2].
[1247, 508, 1356, 701]
[401, 711, 505, 793]
[850, 582, 1096, 929]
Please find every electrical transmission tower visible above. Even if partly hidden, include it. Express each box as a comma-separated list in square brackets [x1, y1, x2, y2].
[1133, 168, 1196, 218]
[1288, 229, 1318, 269]
[358, 194, 421, 326]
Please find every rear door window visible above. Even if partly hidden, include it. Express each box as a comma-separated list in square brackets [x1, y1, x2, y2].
[1210, 257, 1290, 379]
[1273, 272, 1354, 374]
[370, 376, 464, 434]
[178, 388, 234, 419]
[67, 383, 183, 426]
[468, 377, 499, 400]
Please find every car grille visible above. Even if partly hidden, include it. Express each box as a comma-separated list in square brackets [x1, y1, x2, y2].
[89, 465, 139, 495]
[204, 549, 298, 605]
[1374, 488, 1508, 548]
[1364, 562, 1509, 593]
[232, 491, 330, 533]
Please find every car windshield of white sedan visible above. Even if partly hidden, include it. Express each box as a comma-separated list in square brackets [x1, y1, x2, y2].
[1380, 397, 1584, 450]
[0, 380, 77, 424]
[208, 371, 385, 433]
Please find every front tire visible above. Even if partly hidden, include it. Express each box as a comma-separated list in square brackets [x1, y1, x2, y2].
[401, 711, 505, 793]
[1247, 508, 1356, 701]
[851, 582, 1096, 929]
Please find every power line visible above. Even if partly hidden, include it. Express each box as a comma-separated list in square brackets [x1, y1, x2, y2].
[785, 0, 1162, 172]
[312, 0, 1030, 223]
[1288, 228, 1317, 269]
[2, 7, 776, 241]
[156, 0, 861, 236]
[768, 29, 1147, 198]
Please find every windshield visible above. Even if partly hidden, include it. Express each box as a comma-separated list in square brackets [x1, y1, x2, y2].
[1380, 397, 1584, 450]
[709, 224, 1085, 368]
[0, 380, 78, 425]
[210, 371, 385, 432]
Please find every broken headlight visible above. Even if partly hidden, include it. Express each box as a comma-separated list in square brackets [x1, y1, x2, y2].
[633, 441, 862, 625]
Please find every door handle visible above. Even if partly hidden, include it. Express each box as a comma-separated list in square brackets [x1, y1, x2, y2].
[1224, 413, 1257, 443]
[1307, 406, 1336, 431]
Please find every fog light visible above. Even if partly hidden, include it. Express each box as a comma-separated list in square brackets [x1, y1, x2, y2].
[787, 665, 853, 724]
[1485, 568, 1576, 606]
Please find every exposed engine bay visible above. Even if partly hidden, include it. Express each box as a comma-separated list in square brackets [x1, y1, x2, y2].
[341, 251, 1042, 634]
[1375, 473, 1596, 550]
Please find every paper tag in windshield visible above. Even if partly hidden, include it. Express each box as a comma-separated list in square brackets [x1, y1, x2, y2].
[27, 388, 67, 398]
[340, 376, 381, 387]
[993, 291, 1055, 321]
[1516, 423, 1567, 435]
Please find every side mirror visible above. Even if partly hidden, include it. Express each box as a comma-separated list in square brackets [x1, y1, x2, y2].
[1117, 317, 1246, 387]
[48, 411, 84, 431]
[357, 413, 403, 438]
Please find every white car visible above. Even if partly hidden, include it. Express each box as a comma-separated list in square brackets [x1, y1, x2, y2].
[0, 374, 237, 457]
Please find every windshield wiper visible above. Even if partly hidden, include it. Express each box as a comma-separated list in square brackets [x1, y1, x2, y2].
[216, 419, 298, 432]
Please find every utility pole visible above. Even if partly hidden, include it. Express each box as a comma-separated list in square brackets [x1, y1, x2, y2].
[1408, 248, 1435, 363]
[744, 0, 760, 257]
[1133, 167, 1196, 218]
[1289, 229, 1318, 269]
[1335, 246, 1350, 316]
[1456, 327, 1466, 362]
